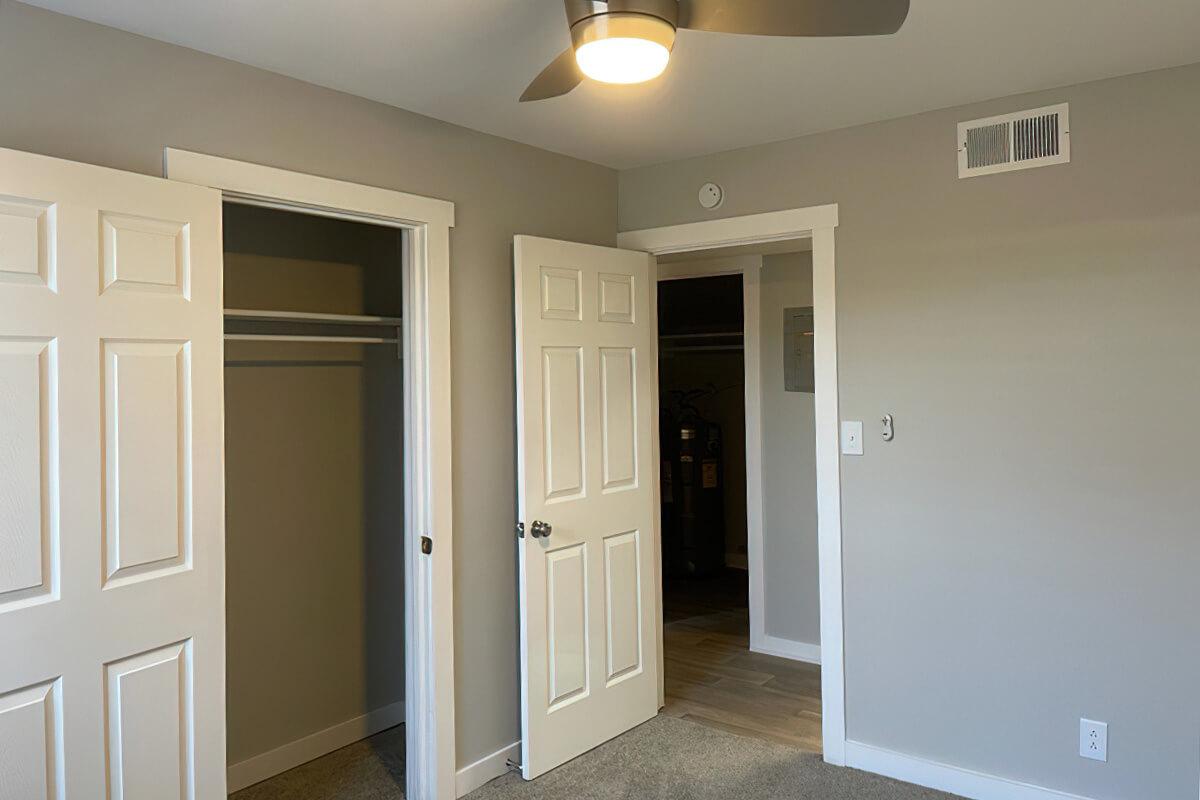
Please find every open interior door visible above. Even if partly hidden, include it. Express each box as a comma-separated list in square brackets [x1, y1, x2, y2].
[0, 147, 225, 797]
[514, 235, 659, 779]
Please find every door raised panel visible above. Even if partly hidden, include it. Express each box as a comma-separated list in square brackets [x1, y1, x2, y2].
[602, 531, 642, 684]
[0, 677, 63, 800]
[0, 338, 58, 612]
[540, 267, 582, 321]
[599, 347, 637, 493]
[542, 346, 585, 502]
[102, 340, 191, 587]
[100, 212, 189, 297]
[0, 197, 54, 289]
[104, 641, 193, 800]
[598, 273, 634, 324]
[0, 146, 224, 799]
[546, 543, 588, 710]
[515, 236, 657, 779]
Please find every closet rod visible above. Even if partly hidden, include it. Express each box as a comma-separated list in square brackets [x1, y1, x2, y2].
[661, 345, 744, 353]
[660, 332, 743, 340]
[224, 334, 398, 344]
[224, 308, 402, 325]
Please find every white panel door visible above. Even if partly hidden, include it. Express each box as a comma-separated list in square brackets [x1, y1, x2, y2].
[0, 147, 224, 798]
[514, 235, 658, 779]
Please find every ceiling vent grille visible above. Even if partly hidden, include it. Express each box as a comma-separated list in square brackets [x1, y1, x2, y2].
[958, 103, 1070, 178]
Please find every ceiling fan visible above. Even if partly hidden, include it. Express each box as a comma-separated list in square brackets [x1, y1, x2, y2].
[521, 0, 911, 101]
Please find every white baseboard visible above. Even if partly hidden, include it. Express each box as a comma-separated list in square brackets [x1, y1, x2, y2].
[227, 700, 406, 793]
[456, 740, 520, 797]
[750, 633, 821, 665]
[845, 740, 1096, 800]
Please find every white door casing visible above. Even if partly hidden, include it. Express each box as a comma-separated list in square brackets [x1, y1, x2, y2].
[617, 205, 844, 763]
[164, 148, 457, 800]
[0, 147, 224, 798]
[514, 236, 659, 779]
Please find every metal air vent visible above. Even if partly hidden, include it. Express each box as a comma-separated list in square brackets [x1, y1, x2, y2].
[958, 103, 1070, 178]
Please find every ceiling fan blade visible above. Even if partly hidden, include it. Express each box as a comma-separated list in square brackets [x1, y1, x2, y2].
[678, 0, 910, 36]
[520, 48, 584, 102]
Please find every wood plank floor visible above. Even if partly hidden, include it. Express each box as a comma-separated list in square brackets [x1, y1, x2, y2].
[661, 571, 823, 753]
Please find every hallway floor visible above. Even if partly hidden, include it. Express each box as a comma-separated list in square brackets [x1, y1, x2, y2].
[662, 569, 823, 752]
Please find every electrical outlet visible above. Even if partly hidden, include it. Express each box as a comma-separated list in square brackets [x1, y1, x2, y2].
[1080, 719, 1107, 762]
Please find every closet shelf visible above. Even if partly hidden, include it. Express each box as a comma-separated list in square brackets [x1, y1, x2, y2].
[661, 345, 744, 354]
[659, 332, 742, 340]
[224, 308, 402, 325]
[224, 309, 402, 354]
[224, 334, 398, 344]
[659, 330, 744, 354]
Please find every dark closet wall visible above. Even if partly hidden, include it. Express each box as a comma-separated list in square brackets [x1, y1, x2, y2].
[223, 205, 405, 764]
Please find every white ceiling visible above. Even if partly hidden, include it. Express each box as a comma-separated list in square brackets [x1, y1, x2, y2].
[26, 0, 1200, 168]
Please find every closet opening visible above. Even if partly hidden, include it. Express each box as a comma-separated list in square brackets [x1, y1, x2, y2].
[657, 248, 822, 754]
[221, 201, 409, 797]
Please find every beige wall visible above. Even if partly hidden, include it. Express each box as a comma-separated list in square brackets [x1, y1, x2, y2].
[0, 0, 616, 767]
[758, 253, 819, 647]
[224, 337, 405, 764]
[621, 64, 1200, 799]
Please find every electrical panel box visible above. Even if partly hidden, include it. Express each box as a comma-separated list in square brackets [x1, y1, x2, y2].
[784, 306, 814, 393]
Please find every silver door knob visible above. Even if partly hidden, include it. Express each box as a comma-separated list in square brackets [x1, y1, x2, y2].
[530, 520, 552, 539]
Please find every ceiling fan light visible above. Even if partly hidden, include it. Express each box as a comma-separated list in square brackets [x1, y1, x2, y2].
[572, 12, 675, 85]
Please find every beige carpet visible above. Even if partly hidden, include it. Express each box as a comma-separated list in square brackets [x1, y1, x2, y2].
[230, 716, 961, 800]
[467, 716, 960, 800]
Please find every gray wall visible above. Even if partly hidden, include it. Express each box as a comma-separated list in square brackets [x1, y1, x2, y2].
[621, 64, 1200, 800]
[225, 336, 405, 764]
[0, 0, 617, 768]
[758, 253, 820, 647]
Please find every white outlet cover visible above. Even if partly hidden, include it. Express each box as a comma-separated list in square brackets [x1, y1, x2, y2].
[1080, 719, 1107, 762]
[841, 420, 864, 456]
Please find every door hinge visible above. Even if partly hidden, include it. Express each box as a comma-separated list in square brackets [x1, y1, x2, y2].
[420, 535, 433, 555]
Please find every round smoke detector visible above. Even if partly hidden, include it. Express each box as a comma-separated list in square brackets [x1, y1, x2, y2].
[698, 182, 723, 210]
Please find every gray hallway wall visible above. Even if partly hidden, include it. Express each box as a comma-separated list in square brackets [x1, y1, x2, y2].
[758, 253, 820, 649]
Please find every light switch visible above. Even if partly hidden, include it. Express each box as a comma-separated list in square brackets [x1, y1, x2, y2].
[841, 420, 864, 456]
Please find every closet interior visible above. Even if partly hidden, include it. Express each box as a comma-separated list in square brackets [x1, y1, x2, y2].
[221, 202, 407, 792]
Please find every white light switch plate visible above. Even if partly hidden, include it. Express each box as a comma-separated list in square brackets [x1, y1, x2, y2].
[841, 420, 864, 455]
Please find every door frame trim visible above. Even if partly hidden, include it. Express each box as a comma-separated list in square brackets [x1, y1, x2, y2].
[164, 148, 457, 799]
[617, 204, 845, 764]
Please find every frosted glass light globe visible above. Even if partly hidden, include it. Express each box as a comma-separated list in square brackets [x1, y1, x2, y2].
[572, 13, 675, 85]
